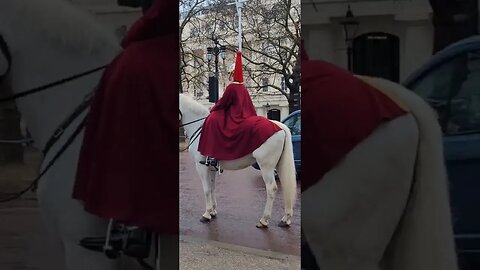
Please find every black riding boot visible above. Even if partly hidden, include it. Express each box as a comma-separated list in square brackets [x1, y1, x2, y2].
[79, 220, 151, 259]
[199, 157, 218, 168]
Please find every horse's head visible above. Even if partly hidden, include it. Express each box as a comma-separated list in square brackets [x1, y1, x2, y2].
[179, 93, 209, 129]
[0, 0, 122, 149]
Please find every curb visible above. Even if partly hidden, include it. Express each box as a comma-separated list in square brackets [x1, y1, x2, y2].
[180, 235, 300, 261]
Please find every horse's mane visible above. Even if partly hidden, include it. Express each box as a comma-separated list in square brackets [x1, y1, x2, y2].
[179, 94, 209, 117]
[0, 0, 121, 54]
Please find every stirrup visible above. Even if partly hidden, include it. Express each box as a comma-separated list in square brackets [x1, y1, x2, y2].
[79, 219, 152, 259]
[200, 157, 217, 167]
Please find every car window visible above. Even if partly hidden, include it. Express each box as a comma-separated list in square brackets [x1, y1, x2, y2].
[409, 51, 480, 135]
[283, 113, 301, 135]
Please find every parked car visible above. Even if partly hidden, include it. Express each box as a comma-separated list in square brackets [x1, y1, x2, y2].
[403, 35, 480, 270]
[252, 110, 301, 177]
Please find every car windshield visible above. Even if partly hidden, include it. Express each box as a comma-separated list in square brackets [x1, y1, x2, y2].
[408, 51, 480, 135]
[283, 113, 301, 135]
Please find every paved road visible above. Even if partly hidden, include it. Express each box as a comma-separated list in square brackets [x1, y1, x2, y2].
[0, 150, 300, 270]
[179, 151, 301, 256]
[0, 203, 65, 270]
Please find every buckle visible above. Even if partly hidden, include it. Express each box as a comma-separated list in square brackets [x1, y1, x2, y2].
[53, 128, 64, 138]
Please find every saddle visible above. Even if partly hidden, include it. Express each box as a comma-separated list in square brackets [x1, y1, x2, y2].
[79, 219, 152, 259]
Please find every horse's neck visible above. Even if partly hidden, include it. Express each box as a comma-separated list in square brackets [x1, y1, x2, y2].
[10, 32, 118, 149]
[183, 112, 206, 141]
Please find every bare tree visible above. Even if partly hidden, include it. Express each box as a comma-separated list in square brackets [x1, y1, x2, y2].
[180, 0, 300, 112]
[180, 0, 209, 94]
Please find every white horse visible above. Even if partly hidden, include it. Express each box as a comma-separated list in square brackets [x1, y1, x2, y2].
[179, 94, 297, 228]
[0, 1, 160, 269]
[302, 76, 458, 270]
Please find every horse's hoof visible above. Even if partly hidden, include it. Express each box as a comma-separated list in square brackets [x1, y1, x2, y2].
[278, 221, 291, 228]
[256, 222, 268, 229]
[211, 214, 217, 219]
[200, 217, 211, 223]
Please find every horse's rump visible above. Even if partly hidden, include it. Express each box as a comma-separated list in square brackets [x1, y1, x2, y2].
[301, 59, 408, 191]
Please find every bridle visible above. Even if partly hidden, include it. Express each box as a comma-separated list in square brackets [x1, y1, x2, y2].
[0, 34, 107, 203]
[179, 110, 206, 127]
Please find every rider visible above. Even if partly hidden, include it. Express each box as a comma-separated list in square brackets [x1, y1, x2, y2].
[198, 51, 282, 167]
[72, 0, 178, 260]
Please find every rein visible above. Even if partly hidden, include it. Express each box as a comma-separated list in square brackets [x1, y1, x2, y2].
[179, 116, 206, 127]
[0, 91, 94, 203]
[180, 125, 202, 152]
[0, 65, 106, 102]
[0, 52, 106, 202]
[179, 110, 206, 151]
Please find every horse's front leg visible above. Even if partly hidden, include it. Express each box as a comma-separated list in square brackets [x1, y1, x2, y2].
[196, 164, 215, 222]
[256, 168, 277, 228]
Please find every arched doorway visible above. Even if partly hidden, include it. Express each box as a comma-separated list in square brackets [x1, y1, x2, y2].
[353, 32, 400, 82]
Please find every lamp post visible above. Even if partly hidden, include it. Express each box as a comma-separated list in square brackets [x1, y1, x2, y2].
[206, 38, 226, 103]
[339, 5, 359, 72]
[265, 102, 271, 119]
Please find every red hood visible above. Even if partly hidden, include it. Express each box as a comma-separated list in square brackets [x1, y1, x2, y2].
[121, 0, 177, 48]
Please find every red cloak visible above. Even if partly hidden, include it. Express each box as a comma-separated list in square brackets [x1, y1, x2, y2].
[301, 59, 407, 192]
[72, 0, 178, 234]
[197, 83, 282, 160]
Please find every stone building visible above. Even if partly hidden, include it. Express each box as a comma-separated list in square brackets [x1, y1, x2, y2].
[180, 0, 299, 120]
[302, 0, 434, 82]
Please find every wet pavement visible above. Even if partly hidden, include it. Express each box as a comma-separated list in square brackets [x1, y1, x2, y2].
[179, 151, 301, 256]
[0, 202, 65, 270]
[0, 150, 300, 269]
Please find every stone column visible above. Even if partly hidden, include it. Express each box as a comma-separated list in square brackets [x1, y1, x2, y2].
[402, 22, 433, 80]
[304, 24, 336, 63]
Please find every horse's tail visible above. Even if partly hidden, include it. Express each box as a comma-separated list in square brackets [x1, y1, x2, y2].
[274, 121, 297, 219]
[360, 76, 458, 270]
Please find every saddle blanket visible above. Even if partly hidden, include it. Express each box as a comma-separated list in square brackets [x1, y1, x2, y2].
[198, 114, 283, 160]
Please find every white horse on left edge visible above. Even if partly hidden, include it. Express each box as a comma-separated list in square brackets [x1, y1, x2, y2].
[0, 1, 162, 269]
[179, 94, 297, 228]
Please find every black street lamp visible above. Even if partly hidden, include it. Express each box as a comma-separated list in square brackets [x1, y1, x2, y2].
[340, 5, 359, 72]
[206, 38, 226, 103]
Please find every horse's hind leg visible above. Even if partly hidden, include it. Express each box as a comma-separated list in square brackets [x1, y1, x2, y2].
[256, 167, 278, 228]
[302, 114, 418, 270]
[210, 173, 218, 218]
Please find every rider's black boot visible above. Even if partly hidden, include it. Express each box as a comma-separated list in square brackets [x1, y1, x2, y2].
[200, 157, 217, 167]
[79, 222, 151, 259]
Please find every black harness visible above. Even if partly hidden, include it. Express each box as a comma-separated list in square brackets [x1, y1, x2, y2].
[0, 34, 106, 203]
[179, 110, 205, 151]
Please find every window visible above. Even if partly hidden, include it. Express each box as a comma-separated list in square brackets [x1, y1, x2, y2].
[283, 113, 301, 136]
[262, 78, 269, 92]
[409, 51, 480, 135]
